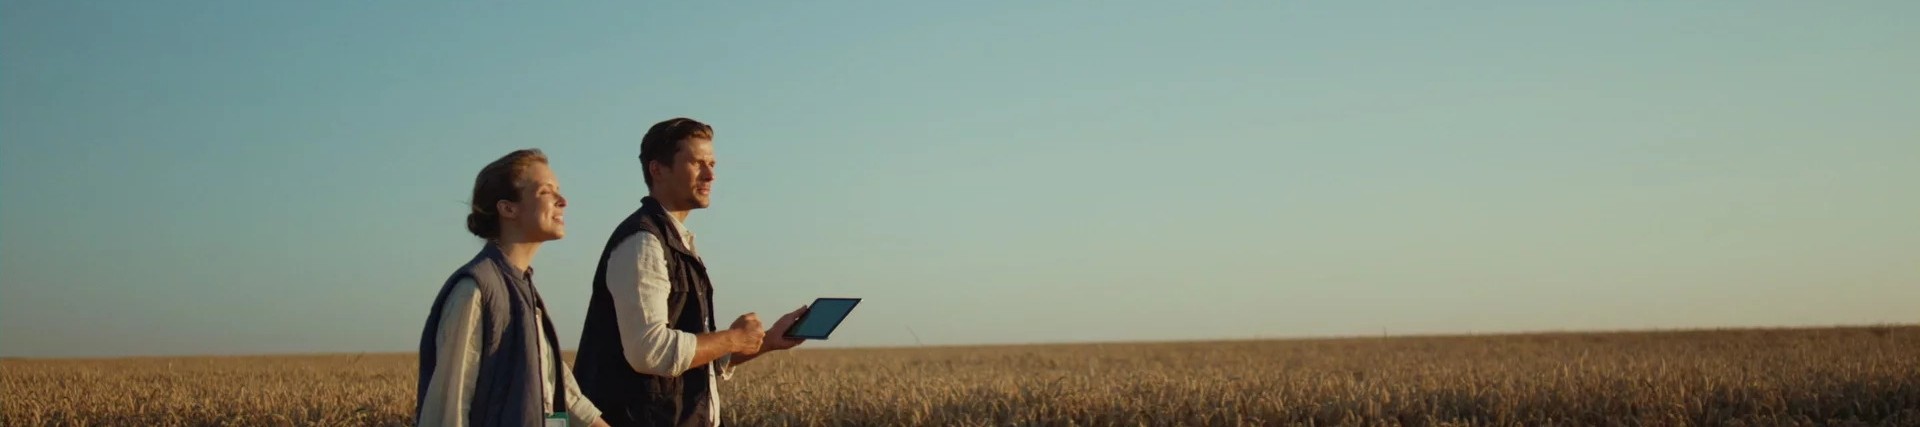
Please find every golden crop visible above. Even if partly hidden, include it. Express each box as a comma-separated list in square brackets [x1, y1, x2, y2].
[4, 326, 1915, 426]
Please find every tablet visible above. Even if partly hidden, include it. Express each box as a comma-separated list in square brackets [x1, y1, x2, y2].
[783, 298, 861, 340]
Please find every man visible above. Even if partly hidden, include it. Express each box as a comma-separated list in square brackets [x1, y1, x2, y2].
[574, 118, 808, 426]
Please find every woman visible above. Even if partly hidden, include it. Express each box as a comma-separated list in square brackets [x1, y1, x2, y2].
[416, 149, 606, 427]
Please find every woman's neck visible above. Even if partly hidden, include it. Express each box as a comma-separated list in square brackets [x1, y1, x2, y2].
[493, 238, 541, 274]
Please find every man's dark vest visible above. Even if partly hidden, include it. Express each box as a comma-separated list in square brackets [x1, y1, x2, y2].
[575, 197, 718, 427]
[415, 244, 570, 426]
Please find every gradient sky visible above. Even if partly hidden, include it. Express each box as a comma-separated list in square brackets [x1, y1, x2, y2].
[3, 2, 1916, 358]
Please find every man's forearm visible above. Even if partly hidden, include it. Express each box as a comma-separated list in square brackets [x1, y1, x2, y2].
[690, 330, 741, 370]
[731, 339, 794, 366]
[730, 348, 765, 366]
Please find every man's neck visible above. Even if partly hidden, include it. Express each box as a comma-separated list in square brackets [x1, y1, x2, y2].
[650, 194, 693, 223]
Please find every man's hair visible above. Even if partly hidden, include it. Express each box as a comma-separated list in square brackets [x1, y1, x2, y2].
[466, 149, 549, 240]
[639, 117, 714, 188]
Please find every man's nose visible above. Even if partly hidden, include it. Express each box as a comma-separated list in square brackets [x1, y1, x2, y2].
[557, 194, 568, 207]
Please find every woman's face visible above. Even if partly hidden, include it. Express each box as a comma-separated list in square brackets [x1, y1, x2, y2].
[501, 162, 567, 242]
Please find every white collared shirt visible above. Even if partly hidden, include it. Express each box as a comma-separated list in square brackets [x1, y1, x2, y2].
[603, 212, 733, 426]
[418, 277, 602, 426]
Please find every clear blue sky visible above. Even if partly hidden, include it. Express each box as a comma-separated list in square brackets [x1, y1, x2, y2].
[3, 2, 1916, 358]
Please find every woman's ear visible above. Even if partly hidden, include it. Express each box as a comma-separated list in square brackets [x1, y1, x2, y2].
[496, 199, 518, 221]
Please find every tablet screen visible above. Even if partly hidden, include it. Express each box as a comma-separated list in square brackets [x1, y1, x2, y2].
[787, 298, 860, 339]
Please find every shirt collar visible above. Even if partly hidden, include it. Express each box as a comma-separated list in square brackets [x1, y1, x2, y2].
[663, 210, 696, 252]
[640, 196, 699, 255]
[480, 242, 535, 282]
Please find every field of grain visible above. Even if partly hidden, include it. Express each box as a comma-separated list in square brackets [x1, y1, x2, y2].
[4, 326, 1916, 426]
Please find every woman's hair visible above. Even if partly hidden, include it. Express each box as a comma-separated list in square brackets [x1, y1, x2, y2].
[466, 149, 550, 240]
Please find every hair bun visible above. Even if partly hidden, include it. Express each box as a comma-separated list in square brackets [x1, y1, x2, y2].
[466, 210, 496, 239]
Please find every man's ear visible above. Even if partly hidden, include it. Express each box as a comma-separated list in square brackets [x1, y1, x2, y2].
[496, 199, 518, 221]
[645, 159, 662, 182]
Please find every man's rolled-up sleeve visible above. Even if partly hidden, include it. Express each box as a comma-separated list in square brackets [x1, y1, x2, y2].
[606, 233, 699, 376]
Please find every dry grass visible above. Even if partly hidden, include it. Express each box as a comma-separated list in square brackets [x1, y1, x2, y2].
[4, 326, 1916, 426]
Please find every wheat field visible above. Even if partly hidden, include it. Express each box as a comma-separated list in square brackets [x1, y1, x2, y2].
[3, 326, 1916, 426]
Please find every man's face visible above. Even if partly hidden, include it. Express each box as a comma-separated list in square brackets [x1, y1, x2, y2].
[650, 138, 716, 210]
[500, 162, 567, 242]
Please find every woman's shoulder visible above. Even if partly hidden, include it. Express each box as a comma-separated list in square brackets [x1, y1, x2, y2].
[440, 255, 509, 301]
[440, 271, 511, 321]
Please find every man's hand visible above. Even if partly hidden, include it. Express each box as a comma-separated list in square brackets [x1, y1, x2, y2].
[731, 312, 762, 332]
[728, 313, 765, 355]
[762, 305, 811, 352]
[726, 306, 812, 367]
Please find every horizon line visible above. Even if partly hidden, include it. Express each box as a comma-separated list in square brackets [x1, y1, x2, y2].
[5, 322, 1911, 361]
